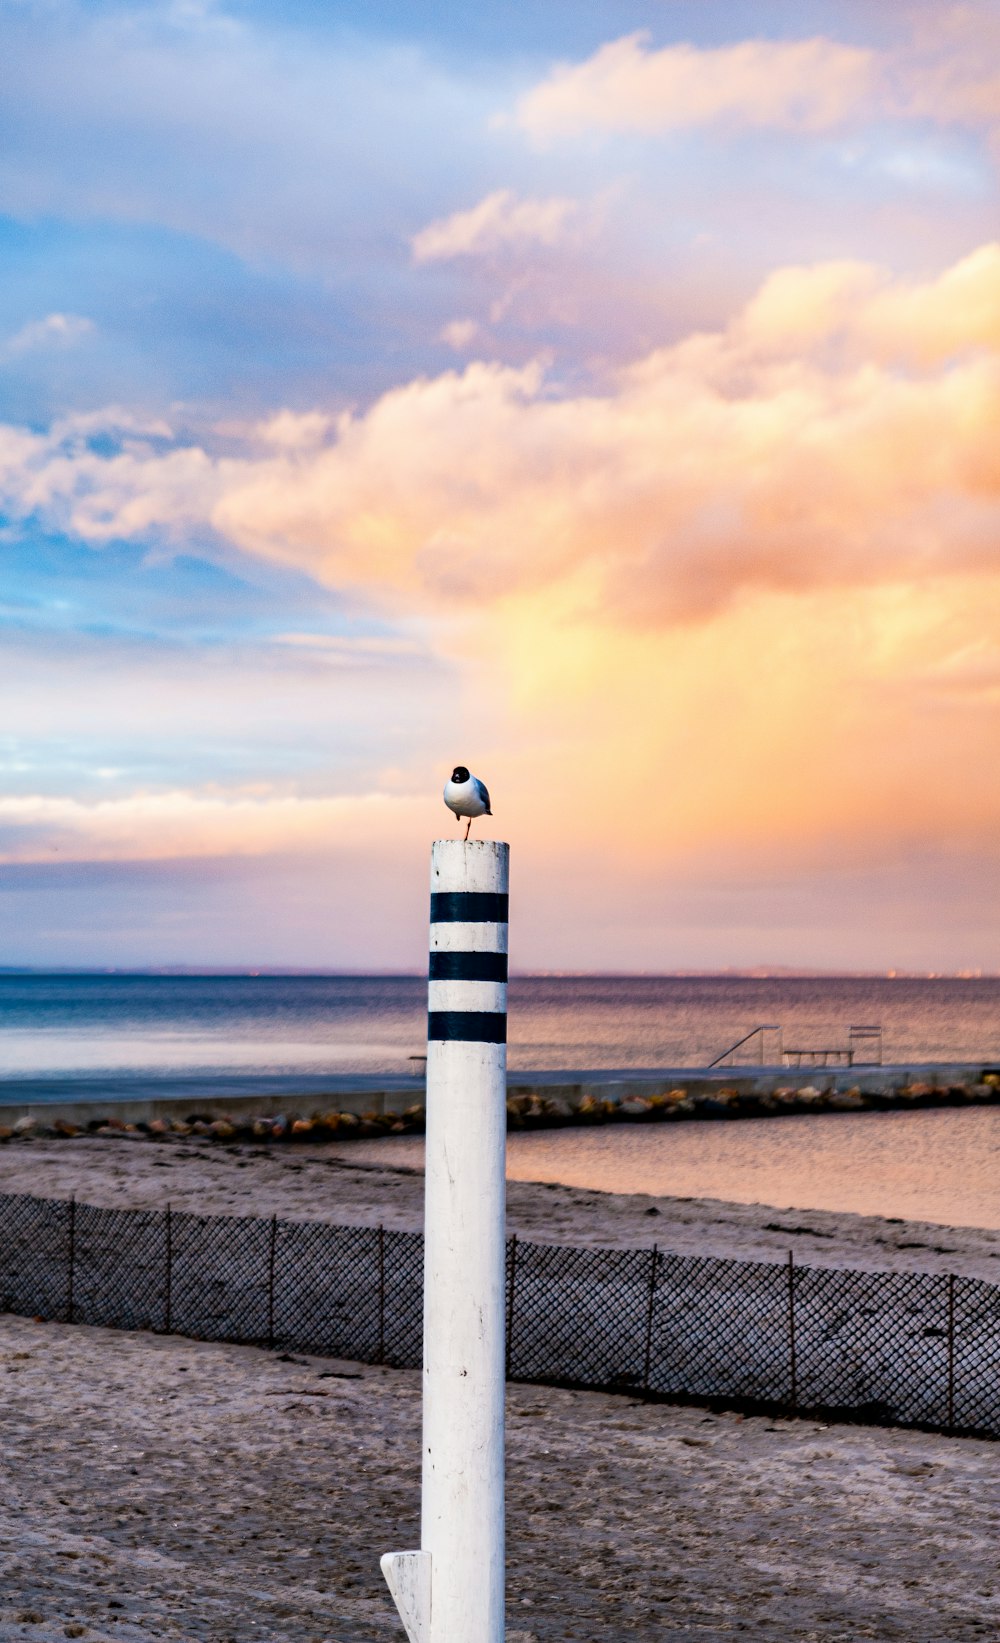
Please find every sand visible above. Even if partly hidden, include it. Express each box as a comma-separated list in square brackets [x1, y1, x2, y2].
[1, 1313, 997, 1643]
[2, 1135, 999, 1642]
[1, 1133, 999, 1280]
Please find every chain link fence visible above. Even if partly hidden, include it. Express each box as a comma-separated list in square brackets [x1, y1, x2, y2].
[1, 1190, 997, 1437]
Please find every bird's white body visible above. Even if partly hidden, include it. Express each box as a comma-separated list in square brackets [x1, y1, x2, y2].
[444, 773, 491, 820]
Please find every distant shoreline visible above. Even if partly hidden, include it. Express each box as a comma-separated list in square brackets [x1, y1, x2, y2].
[3, 966, 999, 979]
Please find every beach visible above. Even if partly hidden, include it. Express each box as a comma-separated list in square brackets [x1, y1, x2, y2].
[2, 1133, 1000, 1642]
[2, 1311, 998, 1643]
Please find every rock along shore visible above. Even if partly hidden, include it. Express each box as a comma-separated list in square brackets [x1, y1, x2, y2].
[1, 1064, 998, 1146]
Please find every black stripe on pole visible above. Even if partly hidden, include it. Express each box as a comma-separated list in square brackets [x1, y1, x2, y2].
[428, 1011, 507, 1044]
[429, 950, 508, 983]
[430, 891, 508, 924]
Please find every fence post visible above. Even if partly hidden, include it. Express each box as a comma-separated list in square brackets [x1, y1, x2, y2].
[947, 1273, 956, 1435]
[505, 1233, 518, 1379]
[642, 1245, 659, 1395]
[164, 1202, 173, 1335]
[787, 1250, 797, 1412]
[267, 1214, 278, 1350]
[377, 1224, 386, 1365]
[66, 1196, 76, 1324]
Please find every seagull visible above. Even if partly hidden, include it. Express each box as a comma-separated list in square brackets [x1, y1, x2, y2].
[444, 765, 492, 840]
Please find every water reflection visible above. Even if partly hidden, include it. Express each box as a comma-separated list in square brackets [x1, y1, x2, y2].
[344, 1107, 1000, 1230]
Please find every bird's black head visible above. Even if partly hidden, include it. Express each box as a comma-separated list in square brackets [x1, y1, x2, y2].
[451, 765, 470, 783]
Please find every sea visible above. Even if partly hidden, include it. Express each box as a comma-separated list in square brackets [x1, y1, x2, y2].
[2, 973, 999, 1227]
[2, 972, 999, 1090]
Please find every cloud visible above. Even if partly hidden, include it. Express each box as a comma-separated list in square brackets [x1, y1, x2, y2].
[412, 189, 581, 262]
[271, 632, 424, 662]
[516, 32, 878, 140]
[738, 242, 1000, 363]
[513, 18, 1000, 149]
[0, 14, 997, 971]
[0, 410, 221, 543]
[8, 573, 1000, 971]
[5, 313, 94, 356]
[4, 242, 1000, 960]
[202, 262, 999, 624]
[439, 318, 481, 350]
[0, 787, 429, 866]
[489, 570, 1000, 873]
[897, 5, 1000, 135]
[252, 410, 334, 450]
[2, 244, 998, 634]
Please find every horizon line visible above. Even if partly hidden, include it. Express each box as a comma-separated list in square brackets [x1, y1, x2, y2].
[0, 966, 996, 981]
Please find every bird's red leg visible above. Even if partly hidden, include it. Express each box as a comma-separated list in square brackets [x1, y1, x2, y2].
[464, 817, 471, 840]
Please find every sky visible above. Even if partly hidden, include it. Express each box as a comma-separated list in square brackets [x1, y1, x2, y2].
[1, 0, 999, 973]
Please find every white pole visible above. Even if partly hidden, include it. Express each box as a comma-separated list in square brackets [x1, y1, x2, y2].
[382, 838, 509, 1643]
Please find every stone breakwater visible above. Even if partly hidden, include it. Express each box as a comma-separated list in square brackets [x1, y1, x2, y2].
[2, 1071, 998, 1145]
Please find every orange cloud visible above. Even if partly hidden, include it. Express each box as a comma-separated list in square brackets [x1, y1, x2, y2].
[9, 575, 1000, 905]
[512, 16, 1000, 150]
[515, 32, 877, 139]
[4, 246, 998, 633]
[740, 244, 1000, 362]
[3, 245, 1000, 906]
[204, 248, 1000, 627]
[485, 573, 1000, 871]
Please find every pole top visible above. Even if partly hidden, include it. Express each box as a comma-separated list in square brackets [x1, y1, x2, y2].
[431, 838, 509, 895]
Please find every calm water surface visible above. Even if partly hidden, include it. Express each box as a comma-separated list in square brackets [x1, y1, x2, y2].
[3, 974, 999, 1226]
[2, 973, 1000, 1082]
[346, 1108, 1000, 1231]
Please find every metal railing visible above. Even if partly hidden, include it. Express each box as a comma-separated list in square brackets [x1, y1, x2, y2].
[708, 1024, 783, 1068]
[849, 1025, 884, 1065]
[710, 1023, 885, 1071]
